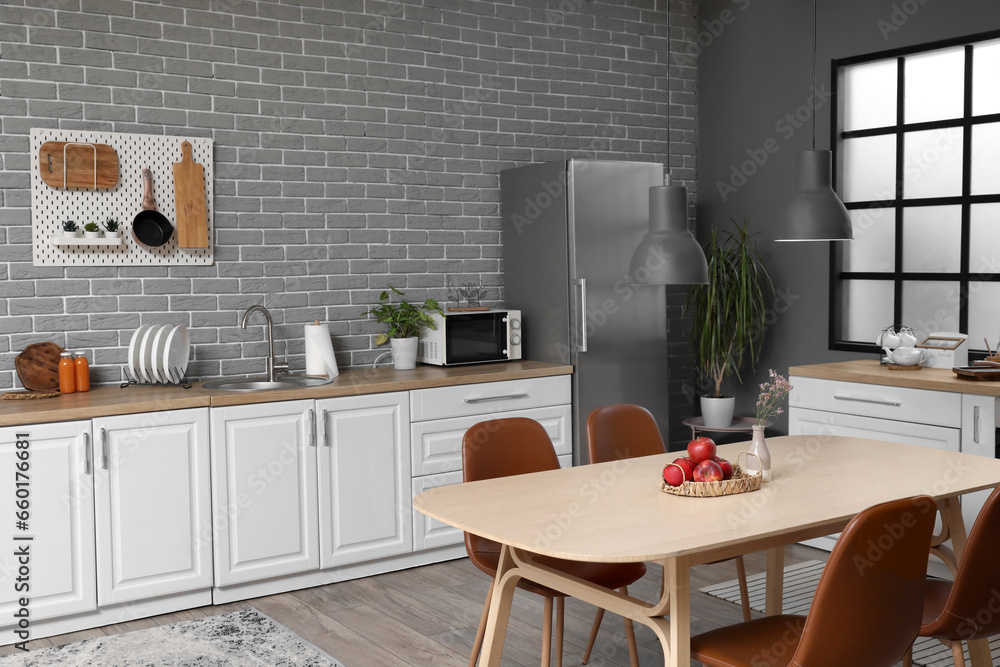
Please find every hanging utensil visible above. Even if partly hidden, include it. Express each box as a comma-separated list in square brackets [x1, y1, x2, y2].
[132, 168, 173, 248]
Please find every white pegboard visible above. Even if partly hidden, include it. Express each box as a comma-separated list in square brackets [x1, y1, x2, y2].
[30, 128, 214, 266]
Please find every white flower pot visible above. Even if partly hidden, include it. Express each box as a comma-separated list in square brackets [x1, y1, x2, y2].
[105, 230, 121, 239]
[84, 230, 102, 239]
[389, 336, 418, 370]
[700, 395, 735, 428]
[64, 230, 81, 238]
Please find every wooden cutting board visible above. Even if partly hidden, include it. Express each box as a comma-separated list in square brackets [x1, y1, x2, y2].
[15, 342, 64, 391]
[39, 141, 119, 189]
[172, 141, 209, 248]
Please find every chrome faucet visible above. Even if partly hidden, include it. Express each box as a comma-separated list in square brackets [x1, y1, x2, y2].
[241, 305, 288, 382]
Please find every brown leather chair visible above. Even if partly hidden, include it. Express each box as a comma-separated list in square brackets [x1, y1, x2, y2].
[462, 418, 645, 667]
[584, 403, 752, 664]
[690, 495, 936, 667]
[902, 486, 1000, 667]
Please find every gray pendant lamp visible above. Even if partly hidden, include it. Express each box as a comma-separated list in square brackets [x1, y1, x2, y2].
[775, 0, 853, 242]
[628, 6, 709, 285]
[629, 176, 709, 284]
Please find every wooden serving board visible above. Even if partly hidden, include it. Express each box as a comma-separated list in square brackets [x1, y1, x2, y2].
[15, 342, 64, 391]
[172, 141, 209, 248]
[39, 141, 119, 189]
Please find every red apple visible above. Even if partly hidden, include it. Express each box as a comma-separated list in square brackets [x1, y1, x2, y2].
[671, 457, 694, 482]
[662, 463, 687, 487]
[693, 459, 724, 482]
[683, 456, 698, 470]
[713, 456, 734, 480]
[687, 436, 717, 463]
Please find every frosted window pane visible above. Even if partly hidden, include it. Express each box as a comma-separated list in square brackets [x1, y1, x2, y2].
[905, 47, 965, 123]
[842, 280, 894, 343]
[842, 60, 897, 131]
[970, 204, 1000, 275]
[969, 282, 1000, 351]
[902, 128, 964, 199]
[842, 135, 896, 202]
[902, 281, 959, 340]
[973, 39, 1000, 116]
[902, 206, 961, 273]
[970, 123, 1000, 196]
[844, 207, 894, 272]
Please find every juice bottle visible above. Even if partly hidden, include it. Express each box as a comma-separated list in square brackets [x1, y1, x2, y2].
[74, 352, 90, 392]
[58, 352, 76, 394]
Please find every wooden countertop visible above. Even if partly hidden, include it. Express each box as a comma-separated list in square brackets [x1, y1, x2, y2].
[789, 359, 1000, 396]
[0, 360, 573, 427]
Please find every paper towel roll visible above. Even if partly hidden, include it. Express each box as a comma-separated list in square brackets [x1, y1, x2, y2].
[305, 322, 339, 378]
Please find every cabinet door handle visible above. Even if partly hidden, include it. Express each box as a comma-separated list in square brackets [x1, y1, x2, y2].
[307, 409, 316, 447]
[83, 432, 91, 475]
[575, 278, 588, 352]
[833, 395, 902, 407]
[974, 405, 981, 444]
[321, 409, 330, 447]
[100, 427, 109, 470]
[464, 392, 528, 404]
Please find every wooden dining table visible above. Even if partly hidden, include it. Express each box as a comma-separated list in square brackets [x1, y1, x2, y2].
[414, 435, 1000, 667]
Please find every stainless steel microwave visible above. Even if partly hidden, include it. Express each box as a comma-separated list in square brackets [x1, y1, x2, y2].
[416, 309, 522, 366]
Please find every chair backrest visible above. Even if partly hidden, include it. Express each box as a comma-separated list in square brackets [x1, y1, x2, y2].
[791, 495, 936, 667]
[925, 485, 1000, 640]
[587, 404, 665, 464]
[462, 418, 560, 568]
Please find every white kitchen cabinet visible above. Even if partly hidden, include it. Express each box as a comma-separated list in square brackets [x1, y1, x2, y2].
[317, 392, 411, 567]
[789, 374, 998, 550]
[210, 400, 319, 586]
[92, 409, 212, 605]
[0, 422, 96, 628]
[409, 377, 573, 551]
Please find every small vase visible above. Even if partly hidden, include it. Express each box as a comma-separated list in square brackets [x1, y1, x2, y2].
[745, 424, 772, 482]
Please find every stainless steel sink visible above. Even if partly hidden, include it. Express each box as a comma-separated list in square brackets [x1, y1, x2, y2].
[203, 375, 334, 392]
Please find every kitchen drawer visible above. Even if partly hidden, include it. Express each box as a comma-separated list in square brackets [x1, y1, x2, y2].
[789, 376, 961, 428]
[411, 404, 572, 477]
[410, 375, 571, 422]
[789, 407, 960, 452]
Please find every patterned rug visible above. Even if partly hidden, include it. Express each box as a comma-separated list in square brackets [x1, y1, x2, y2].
[700, 560, 1000, 667]
[0, 609, 344, 667]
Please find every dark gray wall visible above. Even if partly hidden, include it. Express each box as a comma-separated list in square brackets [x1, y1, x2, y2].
[694, 0, 1000, 433]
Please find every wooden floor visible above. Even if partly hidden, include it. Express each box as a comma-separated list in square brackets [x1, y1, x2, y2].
[2, 544, 826, 666]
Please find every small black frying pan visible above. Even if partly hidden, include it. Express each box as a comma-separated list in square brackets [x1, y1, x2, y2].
[133, 168, 173, 248]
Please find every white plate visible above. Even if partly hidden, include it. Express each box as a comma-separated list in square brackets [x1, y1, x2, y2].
[138, 325, 165, 384]
[163, 325, 190, 383]
[150, 325, 174, 384]
[128, 325, 152, 383]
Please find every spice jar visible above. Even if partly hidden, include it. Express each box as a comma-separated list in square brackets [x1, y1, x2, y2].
[74, 352, 90, 392]
[58, 351, 76, 394]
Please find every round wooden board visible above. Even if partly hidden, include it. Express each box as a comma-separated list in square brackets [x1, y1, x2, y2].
[15, 342, 64, 390]
[886, 363, 921, 371]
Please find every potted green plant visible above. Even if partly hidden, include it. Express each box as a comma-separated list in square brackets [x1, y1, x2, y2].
[687, 218, 773, 428]
[103, 217, 122, 239]
[62, 219, 80, 238]
[83, 221, 102, 239]
[368, 286, 444, 370]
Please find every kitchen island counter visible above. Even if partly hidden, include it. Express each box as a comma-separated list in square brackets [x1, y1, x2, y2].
[789, 359, 1000, 396]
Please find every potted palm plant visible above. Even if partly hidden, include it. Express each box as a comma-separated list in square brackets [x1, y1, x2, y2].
[687, 218, 773, 428]
[368, 286, 444, 370]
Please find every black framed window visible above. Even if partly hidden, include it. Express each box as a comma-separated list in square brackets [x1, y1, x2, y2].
[830, 30, 1000, 355]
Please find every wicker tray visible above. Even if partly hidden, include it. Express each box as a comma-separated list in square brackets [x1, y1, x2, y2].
[660, 451, 763, 497]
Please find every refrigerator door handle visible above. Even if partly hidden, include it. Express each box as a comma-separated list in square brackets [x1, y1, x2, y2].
[575, 278, 588, 352]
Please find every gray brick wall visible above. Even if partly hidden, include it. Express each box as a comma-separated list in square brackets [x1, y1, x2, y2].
[1, 0, 698, 439]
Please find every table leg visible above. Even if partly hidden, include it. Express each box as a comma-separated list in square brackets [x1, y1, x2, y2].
[765, 545, 785, 616]
[663, 558, 690, 667]
[480, 544, 519, 667]
[939, 497, 992, 667]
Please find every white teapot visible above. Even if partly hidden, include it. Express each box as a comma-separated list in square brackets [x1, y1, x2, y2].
[887, 346, 927, 366]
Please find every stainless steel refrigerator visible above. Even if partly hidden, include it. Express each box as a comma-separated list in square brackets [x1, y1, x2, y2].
[501, 160, 670, 464]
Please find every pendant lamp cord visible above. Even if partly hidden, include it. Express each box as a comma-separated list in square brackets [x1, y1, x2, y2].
[665, 0, 672, 183]
[811, 0, 817, 150]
